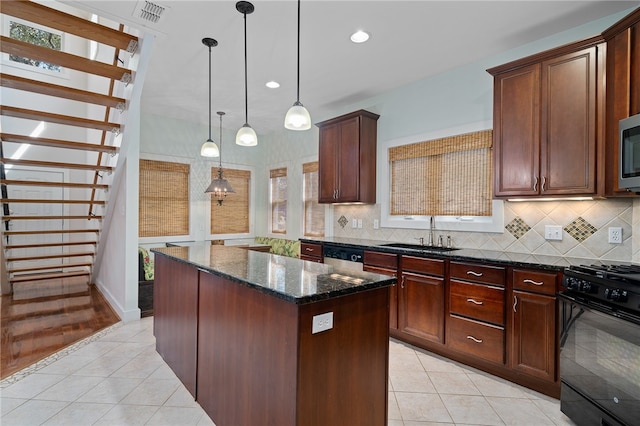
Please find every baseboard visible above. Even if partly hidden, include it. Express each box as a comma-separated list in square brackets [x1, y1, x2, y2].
[95, 281, 141, 322]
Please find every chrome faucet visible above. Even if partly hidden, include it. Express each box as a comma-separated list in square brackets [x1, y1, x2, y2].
[428, 216, 435, 247]
[415, 236, 425, 246]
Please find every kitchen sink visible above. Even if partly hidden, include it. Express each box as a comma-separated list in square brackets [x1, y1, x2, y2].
[380, 243, 460, 252]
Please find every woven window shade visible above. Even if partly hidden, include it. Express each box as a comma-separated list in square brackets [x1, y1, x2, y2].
[389, 130, 493, 216]
[139, 159, 190, 237]
[211, 168, 250, 234]
[270, 167, 287, 234]
[303, 162, 324, 237]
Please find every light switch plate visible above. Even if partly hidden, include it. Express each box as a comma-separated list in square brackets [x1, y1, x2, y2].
[312, 312, 333, 334]
[544, 225, 563, 241]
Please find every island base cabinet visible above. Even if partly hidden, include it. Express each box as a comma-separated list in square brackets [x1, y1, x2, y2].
[153, 253, 199, 397]
[509, 290, 557, 382]
[197, 271, 390, 426]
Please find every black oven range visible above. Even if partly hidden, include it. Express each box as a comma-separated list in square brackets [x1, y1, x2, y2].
[559, 264, 640, 426]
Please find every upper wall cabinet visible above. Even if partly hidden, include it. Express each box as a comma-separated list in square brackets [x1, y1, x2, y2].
[316, 110, 380, 204]
[603, 7, 640, 196]
[488, 36, 605, 198]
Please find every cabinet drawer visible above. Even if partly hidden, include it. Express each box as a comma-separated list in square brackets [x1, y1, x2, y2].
[512, 269, 558, 295]
[300, 243, 323, 259]
[401, 255, 444, 277]
[447, 315, 505, 364]
[449, 280, 505, 325]
[450, 262, 505, 286]
[364, 251, 398, 269]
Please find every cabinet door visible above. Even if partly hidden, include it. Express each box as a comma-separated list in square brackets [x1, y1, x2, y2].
[399, 272, 445, 344]
[318, 123, 339, 202]
[510, 291, 556, 382]
[493, 64, 541, 196]
[541, 47, 598, 195]
[335, 116, 361, 202]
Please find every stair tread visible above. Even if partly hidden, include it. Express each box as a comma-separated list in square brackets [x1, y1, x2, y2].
[8, 252, 95, 261]
[10, 271, 90, 283]
[9, 263, 92, 273]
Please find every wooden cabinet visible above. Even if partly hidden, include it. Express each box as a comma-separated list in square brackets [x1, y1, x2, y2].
[316, 110, 379, 204]
[364, 250, 398, 329]
[398, 256, 445, 344]
[300, 242, 323, 263]
[489, 36, 605, 198]
[603, 7, 640, 196]
[509, 269, 558, 383]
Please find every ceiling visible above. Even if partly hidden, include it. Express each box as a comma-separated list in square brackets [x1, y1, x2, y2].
[71, 0, 638, 135]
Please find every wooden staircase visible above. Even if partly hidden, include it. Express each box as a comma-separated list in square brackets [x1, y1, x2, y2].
[1, 0, 139, 290]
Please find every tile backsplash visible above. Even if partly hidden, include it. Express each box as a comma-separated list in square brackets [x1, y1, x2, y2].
[333, 199, 634, 262]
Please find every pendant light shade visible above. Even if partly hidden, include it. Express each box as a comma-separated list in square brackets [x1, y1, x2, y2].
[235, 1, 258, 147]
[205, 111, 235, 205]
[200, 37, 220, 157]
[284, 0, 311, 131]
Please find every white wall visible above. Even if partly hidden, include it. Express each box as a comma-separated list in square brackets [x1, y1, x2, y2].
[137, 9, 634, 251]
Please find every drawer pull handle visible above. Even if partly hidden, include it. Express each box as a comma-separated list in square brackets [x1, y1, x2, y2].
[305, 247, 314, 251]
[513, 295, 518, 312]
[467, 298, 483, 305]
[523, 279, 544, 286]
[466, 335, 483, 343]
[401, 276, 405, 289]
[467, 271, 483, 277]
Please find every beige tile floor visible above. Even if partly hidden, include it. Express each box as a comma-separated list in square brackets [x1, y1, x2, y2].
[1, 317, 576, 426]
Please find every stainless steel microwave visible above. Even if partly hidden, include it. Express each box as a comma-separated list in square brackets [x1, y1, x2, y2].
[619, 113, 640, 192]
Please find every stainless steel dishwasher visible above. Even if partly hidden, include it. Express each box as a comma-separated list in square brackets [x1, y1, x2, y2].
[322, 244, 364, 273]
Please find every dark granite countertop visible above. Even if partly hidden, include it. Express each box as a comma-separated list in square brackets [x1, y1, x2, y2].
[151, 242, 395, 305]
[300, 237, 615, 272]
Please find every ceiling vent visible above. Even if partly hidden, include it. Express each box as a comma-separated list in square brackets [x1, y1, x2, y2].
[132, 1, 167, 25]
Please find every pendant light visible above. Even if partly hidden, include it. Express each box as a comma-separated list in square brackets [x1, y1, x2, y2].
[200, 37, 220, 157]
[284, 0, 311, 130]
[235, 1, 258, 147]
[205, 111, 235, 205]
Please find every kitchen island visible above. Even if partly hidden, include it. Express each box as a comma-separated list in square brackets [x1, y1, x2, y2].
[151, 243, 395, 426]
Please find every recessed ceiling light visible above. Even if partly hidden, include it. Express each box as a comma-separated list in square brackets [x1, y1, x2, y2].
[266, 81, 280, 89]
[350, 30, 369, 43]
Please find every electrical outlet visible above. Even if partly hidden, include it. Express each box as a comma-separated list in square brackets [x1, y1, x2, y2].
[352, 219, 357, 228]
[312, 312, 333, 334]
[608, 227, 623, 244]
[373, 219, 379, 229]
[544, 225, 562, 241]
[357, 219, 363, 228]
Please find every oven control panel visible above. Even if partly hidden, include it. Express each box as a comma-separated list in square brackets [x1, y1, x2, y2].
[323, 245, 364, 263]
[562, 272, 640, 314]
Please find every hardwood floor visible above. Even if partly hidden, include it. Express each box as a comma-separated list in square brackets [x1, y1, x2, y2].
[0, 276, 120, 379]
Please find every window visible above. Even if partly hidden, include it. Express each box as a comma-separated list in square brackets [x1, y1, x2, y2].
[7, 19, 62, 72]
[381, 126, 504, 233]
[303, 162, 324, 237]
[139, 159, 190, 237]
[211, 168, 251, 235]
[270, 167, 287, 234]
[390, 130, 493, 216]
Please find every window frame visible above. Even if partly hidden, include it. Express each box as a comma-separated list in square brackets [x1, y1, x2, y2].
[2, 15, 69, 78]
[269, 167, 288, 235]
[380, 121, 504, 233]
[302, 161, 325, 238]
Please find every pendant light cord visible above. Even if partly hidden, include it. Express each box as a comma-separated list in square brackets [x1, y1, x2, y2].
[243, 12, 249, 125]
[218, 113, 223, 172]
[296, 0, 300, 103]
[208, 44, 212, 141]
